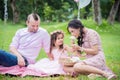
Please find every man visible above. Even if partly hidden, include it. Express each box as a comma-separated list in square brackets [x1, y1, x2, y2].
[0, 13, 51, 67]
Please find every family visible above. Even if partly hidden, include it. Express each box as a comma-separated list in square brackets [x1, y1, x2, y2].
[0, 13, 116, 79]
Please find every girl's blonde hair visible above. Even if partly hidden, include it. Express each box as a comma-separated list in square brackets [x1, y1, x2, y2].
[50, 30, 64, 53]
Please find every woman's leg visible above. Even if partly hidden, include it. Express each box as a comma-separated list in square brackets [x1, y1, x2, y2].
[63, 66, 74, 73]
[74, 62, 106, 75]
[73, 62, 116, 79]
[63, 66, 78, 77]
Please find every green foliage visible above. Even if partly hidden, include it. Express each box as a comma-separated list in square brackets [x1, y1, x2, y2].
[1, 0, 119, 23]
[43, 1, 74, 22]
[44, 3, 54, 21]
[100, 0, 113, 19]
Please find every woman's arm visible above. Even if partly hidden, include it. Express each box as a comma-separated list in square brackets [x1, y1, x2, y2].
[72, 44, 99, 55]
[64, 44, 75, 53]
[82, 45, 98, 55]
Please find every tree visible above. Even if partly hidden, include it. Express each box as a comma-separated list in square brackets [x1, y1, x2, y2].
[4, 0, 8, 24]
[0, 0, 4, 20]
[10, 0, 19, 23]
[43, 0, 73, 22]
[92, 0, 102, 25]
[107, 0, 120, 25]
[117, 5, 120, 22]
[44, 3, 54, 21]
[100, 0, 113, 19]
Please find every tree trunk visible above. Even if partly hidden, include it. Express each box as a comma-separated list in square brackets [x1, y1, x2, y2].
[107, 0, 120, 25]
[0, 0, 4, 21]
[92, 0, 102, 25]
[115, 4, 120, 22]
[117, 3, 120, 22]
[10, 0, 19, 24]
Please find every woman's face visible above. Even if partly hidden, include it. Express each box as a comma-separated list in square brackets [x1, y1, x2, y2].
[68, 27, 80, 38]
[55, 34, 64, 47]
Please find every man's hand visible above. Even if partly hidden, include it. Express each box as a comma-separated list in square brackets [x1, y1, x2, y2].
[10, 46, 26, 67]
[17, 56, 25, 67]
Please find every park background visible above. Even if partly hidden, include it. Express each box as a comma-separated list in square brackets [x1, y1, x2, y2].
[0, 0, 120, 80]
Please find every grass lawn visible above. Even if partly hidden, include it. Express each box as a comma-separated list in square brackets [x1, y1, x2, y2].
[0, 19, 120, 80]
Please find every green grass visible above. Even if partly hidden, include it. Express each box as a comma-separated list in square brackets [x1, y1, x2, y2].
[0, 19, 120, 80]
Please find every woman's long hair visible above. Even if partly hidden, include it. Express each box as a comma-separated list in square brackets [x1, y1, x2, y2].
[67, 19, 84, 47]
[50, 30, 64, 53]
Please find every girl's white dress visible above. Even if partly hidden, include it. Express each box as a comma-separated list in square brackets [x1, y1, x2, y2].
[27, 48, 68, 75]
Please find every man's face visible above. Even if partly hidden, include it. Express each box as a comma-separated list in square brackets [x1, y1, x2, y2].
[26, 17, 40, 33]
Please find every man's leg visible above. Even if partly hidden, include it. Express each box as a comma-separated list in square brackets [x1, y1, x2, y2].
[0, 49, 17, 67]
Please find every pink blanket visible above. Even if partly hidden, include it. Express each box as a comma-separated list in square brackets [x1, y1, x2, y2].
[0, 65, 48, 77]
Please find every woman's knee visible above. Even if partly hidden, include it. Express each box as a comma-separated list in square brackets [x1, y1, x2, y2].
[74, 63, 81, 71]
[63, 66, 68, 71]
[73, 62, 86, 71]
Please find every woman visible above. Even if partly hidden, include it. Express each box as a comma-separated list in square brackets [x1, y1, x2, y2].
[63, 19, 116, 80]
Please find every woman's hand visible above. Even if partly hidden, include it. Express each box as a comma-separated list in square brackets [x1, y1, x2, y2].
[71, 44, 99, 55]
[71, 44, 80, 51]
[64, 44, 75, 53]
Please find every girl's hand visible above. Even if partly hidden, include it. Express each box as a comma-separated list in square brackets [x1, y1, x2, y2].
[71, 44, 80, 51]
[47, 53, 54, 61]
[64, 44, 75, 53]
[71, 44, 84, 52]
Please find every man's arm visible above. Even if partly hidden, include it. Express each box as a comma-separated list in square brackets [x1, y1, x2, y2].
[9, 46, 25, 66]
[42, 31, 52, 59]
[9, 30, 25, 66]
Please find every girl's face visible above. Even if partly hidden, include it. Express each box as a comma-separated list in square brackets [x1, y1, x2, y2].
[68, 27, 80, 38]
[55, 34, 64, 47]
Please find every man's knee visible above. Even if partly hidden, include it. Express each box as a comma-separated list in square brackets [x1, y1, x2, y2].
[0, 49, 6, 54]
[0, 50, 8, 58]
[0, 50, 17, 67]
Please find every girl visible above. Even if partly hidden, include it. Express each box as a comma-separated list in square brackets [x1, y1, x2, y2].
[63, 19, 117, 80]
[26, 30, 70, 76]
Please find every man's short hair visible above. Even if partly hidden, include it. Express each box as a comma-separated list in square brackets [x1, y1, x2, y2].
[27, 13, 40, 22]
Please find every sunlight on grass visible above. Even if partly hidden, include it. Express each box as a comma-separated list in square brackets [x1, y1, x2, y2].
[0, 19, 120, 80]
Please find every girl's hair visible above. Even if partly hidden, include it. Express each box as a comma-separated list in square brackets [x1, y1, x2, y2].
[67, 19, 84, 47]
[50, 30, 64, 53]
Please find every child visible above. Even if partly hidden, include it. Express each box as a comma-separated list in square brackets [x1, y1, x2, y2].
[26, 30, 71, 76]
